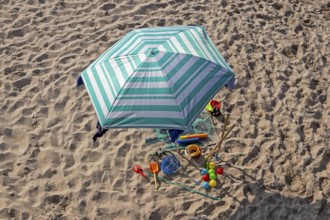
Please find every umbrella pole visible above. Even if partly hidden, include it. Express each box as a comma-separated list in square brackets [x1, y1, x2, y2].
[205, 114, 229, 161]
[215, 124, 235, 157]
[220, 114, 230, 141]
[206, 125, 234, 164]
[205, 115, 235, 163]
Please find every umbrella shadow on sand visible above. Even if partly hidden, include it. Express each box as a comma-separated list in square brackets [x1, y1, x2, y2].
[217, 164, 330, 220]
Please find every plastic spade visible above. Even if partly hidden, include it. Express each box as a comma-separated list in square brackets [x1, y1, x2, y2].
[149, 162, 159, 189]
[133, 165, 147, 177]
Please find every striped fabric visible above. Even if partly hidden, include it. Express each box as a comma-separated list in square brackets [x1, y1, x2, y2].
[80, 26, 236, 129]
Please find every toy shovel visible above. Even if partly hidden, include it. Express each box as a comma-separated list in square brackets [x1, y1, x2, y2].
[149, 162, 159, 189]
[133, 165, 146, 177]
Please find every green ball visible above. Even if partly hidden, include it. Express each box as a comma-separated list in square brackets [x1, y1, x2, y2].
[210, 173, 217, 180]
[208, 169, 215, 174]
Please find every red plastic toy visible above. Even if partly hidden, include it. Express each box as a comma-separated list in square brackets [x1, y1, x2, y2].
[202, 174, 210, 181]
[216, 167, 224, 175]
[205, 100, 221, 116]
[133, 165, 147, 177]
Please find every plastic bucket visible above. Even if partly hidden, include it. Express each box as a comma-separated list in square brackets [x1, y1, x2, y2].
[185, 144, 202, 159]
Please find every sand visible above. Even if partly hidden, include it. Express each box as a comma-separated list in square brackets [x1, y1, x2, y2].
[1, 0, 330, 219]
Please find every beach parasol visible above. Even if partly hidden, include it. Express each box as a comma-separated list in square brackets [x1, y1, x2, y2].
[77, 26, 236, 130]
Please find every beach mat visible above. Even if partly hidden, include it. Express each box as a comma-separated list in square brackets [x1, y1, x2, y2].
[145, 111, 219, 148]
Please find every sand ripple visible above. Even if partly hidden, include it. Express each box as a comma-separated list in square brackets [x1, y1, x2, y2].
[1, 0, 329, 219]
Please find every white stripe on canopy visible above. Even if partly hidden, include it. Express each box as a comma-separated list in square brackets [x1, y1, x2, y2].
[95, 64, 115, 104]
[108, 110, 183, 119]
[86, 68, 109, 118]
[113, 98, 178, 106]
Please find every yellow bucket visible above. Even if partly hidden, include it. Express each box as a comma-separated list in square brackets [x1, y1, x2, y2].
[185, 144, 201, 159]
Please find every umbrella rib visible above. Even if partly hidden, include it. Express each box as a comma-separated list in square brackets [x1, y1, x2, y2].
[156, 51, 231, 73]
[108, 26, 199, 61]
[152, 51, 235, 130]
[106, 53, 145, 62]
[104, 54, 150, 123]
[105, 27, 197, 61]
[154, 26, 234, 71]
[154, 26, 212, 56]
[152, 56, 188, 130]
[92, 26, 236, 129]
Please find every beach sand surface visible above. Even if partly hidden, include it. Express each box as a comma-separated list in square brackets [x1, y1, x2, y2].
[1, 0, 329, 219]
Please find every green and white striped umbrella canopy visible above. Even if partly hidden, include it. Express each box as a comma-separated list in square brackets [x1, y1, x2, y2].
[79, 26, 236, 130]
